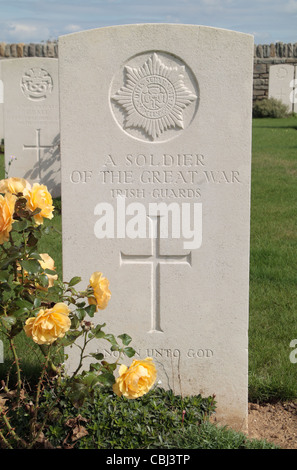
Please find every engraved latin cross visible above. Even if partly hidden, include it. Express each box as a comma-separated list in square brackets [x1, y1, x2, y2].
[23, 128, 54, 180]
[120, 216, 192, 333]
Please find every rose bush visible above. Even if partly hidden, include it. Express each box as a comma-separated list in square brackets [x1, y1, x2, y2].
[0, 177, 156, 449]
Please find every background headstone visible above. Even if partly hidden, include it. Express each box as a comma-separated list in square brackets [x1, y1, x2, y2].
[59, 24, 254, 431]
[268, 64, 295, 112]
[2, 58, 60, 197]
[0, 62, 4, 145]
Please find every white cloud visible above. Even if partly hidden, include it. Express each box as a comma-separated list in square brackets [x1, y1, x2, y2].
[5, 22, 50, 42]
[284, 0, 297, 12]
[65, 24, 82, 32]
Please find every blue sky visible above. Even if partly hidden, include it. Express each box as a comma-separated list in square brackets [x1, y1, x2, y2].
[0, 0, 296, 44]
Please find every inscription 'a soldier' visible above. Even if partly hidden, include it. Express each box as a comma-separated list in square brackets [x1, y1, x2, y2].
[112, 53, 197, 140]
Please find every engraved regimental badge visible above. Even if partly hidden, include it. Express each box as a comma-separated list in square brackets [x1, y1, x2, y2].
[111, 53, 198, 142]
[21, 68, 53, 101]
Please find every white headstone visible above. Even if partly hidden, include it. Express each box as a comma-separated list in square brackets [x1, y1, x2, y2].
[268, 64, 295, 112]
[2, 58, 60, 197]
[59, 24, 254, 431]
[0, 62, 4, 144]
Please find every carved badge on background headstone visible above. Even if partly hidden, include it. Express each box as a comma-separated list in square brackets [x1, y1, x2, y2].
[21, 68, 53, 101]
[112, 53, 198, 141]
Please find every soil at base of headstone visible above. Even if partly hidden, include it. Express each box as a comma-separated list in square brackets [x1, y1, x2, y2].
[248, 401, 297, 449]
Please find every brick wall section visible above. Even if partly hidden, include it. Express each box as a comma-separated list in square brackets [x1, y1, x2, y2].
[0, 41, 297, 102]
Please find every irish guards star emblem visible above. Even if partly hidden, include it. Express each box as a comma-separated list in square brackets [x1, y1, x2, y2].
[112, 53, 197, 141]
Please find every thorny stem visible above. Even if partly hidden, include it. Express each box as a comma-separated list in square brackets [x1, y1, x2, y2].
[0, 407, 27, 448]
[8, 233, 18, 282]
[8, 337, 22, 403]
[0, 428, 13, 449]
[70, 332, 89, 379]
[27, 399, 57, 449]
[30, 353, 50, 442]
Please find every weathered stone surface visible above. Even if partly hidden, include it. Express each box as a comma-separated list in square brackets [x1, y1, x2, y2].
[59, 24, 253, 432]
[2, 58, 61, 196]
[28, 43, 35, 57]
[270, 43, 276, 57]
[269, 64, 294, 112]
[17, 43, 24, 57]
[254, 63, 267, 74]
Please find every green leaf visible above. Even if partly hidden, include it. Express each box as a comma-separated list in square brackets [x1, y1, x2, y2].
[90, 352, 104, 361]
[33, 297, 41, 309]
[85, 304, 96, 317]
[26, 250, 42, 260]
[1, 316, 17, 330]
[82, 372, 100, 388]
[118, 333, 132, 346]
[12, 219, 29, 232]
[59, 330, 82, 346]
[0, 254, 21, 270]
[44, 268, 57, 276]
[70, 314, 80, 329]
[123, 347, 136, 358]
[104, 334, 118, 346]
[93, 330, 106, 339]
[38, 273, 49, 288]
[0, 270, 10, 281]
[13, 307, 30, 318]
[89, 323, 106, 339]
[21, 259, 42, 275]
[15, 298, 34, 309]
[75, 308, 86, 321]
[97, 371, 115, 387]
[68, 276, 81, 287]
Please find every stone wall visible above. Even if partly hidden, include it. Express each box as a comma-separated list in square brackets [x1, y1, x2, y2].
[0, 42, 58, 59]
[0, 41, 297, 102]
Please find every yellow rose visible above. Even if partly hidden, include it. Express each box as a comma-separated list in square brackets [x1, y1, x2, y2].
[24, 303, 71, 345]
[39, 253, 58, 288]
[88, 271, 111, 310]
[0, 177, 31, 195]
[0, 192, 17, 244]
[112, 358, 157, 399]
[24, 183, 54, 225]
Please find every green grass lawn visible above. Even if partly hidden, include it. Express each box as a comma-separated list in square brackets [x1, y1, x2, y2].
[249, 117, 297, 402]
[0, 117, 297, 448]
